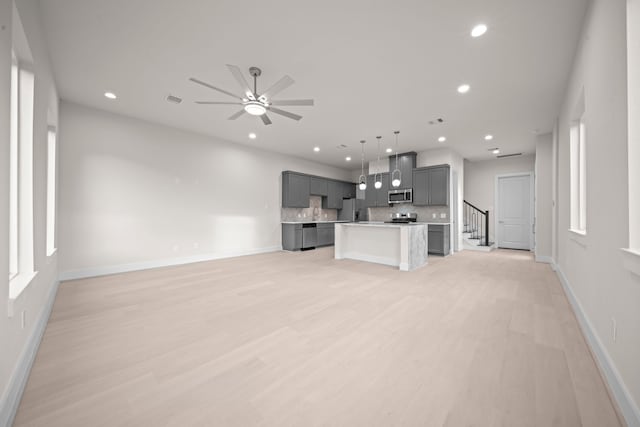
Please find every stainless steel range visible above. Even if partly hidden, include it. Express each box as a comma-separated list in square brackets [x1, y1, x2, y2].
[385, 212, 418, 224]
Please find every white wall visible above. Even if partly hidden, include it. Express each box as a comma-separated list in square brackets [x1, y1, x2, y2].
[0, 1, 60, 425]
[554, 0, 640, 423]
[464, 154, 535, 243]
[535, 133, 553, 261]
[58, 102, 351, 277]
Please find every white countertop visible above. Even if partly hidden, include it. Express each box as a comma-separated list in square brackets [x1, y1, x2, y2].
[281, 220, 352, 224]
[339, 222, 427, 228]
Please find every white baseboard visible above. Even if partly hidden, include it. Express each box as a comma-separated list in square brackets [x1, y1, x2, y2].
[59, 246, 281, 281]
[553, 263, 640, 427]
[0, 280, 60, 427]
[535, 255, 553, 263]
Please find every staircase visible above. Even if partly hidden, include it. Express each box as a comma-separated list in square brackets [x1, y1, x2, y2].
[463, 200, 496, 252]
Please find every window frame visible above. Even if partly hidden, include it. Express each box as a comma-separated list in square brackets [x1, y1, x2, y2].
[569, 103, 587, 235]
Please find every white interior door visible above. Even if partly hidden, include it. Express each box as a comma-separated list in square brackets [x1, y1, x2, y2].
[497, 174, 532, 250]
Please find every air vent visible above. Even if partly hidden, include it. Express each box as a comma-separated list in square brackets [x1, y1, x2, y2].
[166, 94, 183, 104]
[336, 144, 348, 150]
[428, 118, 444, 125]
[497, 153, 523, 158]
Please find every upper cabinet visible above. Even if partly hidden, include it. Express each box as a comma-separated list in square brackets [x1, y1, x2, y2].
[282, 172, 310, 208]
[322, 180, 343, 209]
[388, 152, 417, 190]
[282, 171, 354, 209]
[342, 182, 356, 199]
[364, 173, 390, 207]
[412, 165, 450, 206]
[309, 177, 328, 196]
[427, 165, 449, 206]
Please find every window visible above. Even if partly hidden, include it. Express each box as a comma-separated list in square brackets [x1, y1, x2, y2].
[46, 127, 57, 256]
[570, 95, 586, 234]
[622, 0, 640, 276]
[9, 53, 19, 280]
[8, 53, 36, 301]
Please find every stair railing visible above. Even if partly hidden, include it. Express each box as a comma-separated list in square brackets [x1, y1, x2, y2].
[463, 200, 490, 247]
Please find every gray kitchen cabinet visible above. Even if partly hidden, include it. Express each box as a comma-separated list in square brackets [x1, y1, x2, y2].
[309, 177, 328, 196]
[412, 168, 429, 205]
[428, 166, 449, 206]
[322, 180, 343, 209]
[282, 172, 310, 208]
[364, 173, 390, 207]
[364, 175, 377, 207]
[342, 182, 356, 199]
[412, 165, 450, 206]
[283, 222, 335, 250]
[316, 223, 335, 246]
[376, 173, 390, 206]
[388, 152, 416, 190]
[428, 224, 450, 255]
[282, 223, 303, 250]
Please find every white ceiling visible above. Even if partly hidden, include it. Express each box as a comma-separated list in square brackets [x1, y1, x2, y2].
[38, 0, 587, 168]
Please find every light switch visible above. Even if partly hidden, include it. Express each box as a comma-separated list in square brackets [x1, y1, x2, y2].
[440, 213, 447, 218]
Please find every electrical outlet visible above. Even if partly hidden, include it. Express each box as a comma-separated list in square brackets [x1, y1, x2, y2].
[432, 213, 436, 219]
[440, 213, 447, 218]
[21, 311, 26, 329]
[611, 317, 617, 342]
[297, 213, 301, 218]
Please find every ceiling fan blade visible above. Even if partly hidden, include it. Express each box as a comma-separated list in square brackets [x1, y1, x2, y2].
[269, 99, 314, 106]
[189, 77, 243, 100]
[195, 101, 243, 105]
[268, 107, 302, 121]
[261, 114, 272, 125]
[226, 64, 254, 99]
[228, 109, 246, 120]
[260, 75, 294, 101]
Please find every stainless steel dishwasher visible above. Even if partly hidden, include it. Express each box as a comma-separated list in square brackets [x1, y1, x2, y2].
[302, 223, 317, 249]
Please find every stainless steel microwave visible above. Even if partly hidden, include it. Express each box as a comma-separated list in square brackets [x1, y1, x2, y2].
[388, 188, 412, 204]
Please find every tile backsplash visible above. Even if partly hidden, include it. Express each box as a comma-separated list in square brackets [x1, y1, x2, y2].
[368, 204, 450, 223]
[281, 196, 338, 222]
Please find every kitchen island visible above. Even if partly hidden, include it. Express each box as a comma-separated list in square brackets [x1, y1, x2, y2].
[334, 222, 428, 271]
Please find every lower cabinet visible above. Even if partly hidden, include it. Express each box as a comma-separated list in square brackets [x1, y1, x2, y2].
[428, 224, 450, 256]
[317, 223, 335, 246]
[282, 223, 303, 251]
[282, 223, 335, 251]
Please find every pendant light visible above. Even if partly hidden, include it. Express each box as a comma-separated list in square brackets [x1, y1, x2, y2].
[391, 131, 401, 187]
[374, 136, 382, 189]
[358, 140, 367, 190]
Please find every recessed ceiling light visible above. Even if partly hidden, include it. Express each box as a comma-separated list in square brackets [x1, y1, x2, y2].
[457, 84, 470, 94]
[492, 148, 500, 154]
[484, 134, 493, 141]
[313, 147, 320, 152]
[386, 148, 393, 153]
[104, 92, 117, 99]
[438, 136, 446, 142]
[345, 156, 351, 161]
[471, 24, 488, 38]
[248, 132, 257, 139]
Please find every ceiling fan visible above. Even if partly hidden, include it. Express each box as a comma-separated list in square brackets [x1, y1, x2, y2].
[189, 65, 314, 125]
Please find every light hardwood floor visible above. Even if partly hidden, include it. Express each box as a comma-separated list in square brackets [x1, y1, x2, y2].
[14, 248, 623, 426]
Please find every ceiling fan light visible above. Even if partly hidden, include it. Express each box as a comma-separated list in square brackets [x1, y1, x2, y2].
[244, 101, 266, 116]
